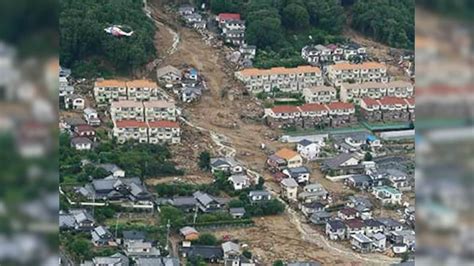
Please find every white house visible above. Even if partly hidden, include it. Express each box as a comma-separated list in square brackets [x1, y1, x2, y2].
[283, 166, 310, 184]
[326, 220, 347, 240]
[210, 157, 243, 174]
[83, 108, 100, 126]
[296, 139, 322, 161]
[64, 94, 85, 110]
[228, 174, 250, 191]
[280, 178, 298, 201]
[71, 137, 93, 150]
[372, 186, 402, 205]
[370, 233, 386, 251]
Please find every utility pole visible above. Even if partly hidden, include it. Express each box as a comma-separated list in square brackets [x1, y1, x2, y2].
[193, 204, 198, 224]
[165, 219, 171, 251]
[115, 213, 122, 240]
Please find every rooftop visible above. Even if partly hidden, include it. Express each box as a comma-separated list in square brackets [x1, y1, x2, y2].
[239, 65, 321, 77]
[126, 79, 159, 88]
[275, 148, 299, 160]
[95, 79, 126, 87]
[330, 62, 386, 71]
[270, 105, 300, 114]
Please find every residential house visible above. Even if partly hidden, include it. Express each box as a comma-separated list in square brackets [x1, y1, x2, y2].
[183, 13, 203, 25]
[178, 5, 195, 15]
[221, 20, 246, 46]
[346, 174, 372, 190]
[351, 233, 373, 253]
[77, 177, 151, 202]
[327, 62, 388, 88]
[93, 79, 127, 104]
[301, 43, 366, 65]
[210, 157, 243, 174]
[301, 201, 325, 217]
[216, 13, 241, 26]
[309, 210, 332, 225]
[143, 100, 177, 122]
[239, 44, 256, 60]
[180, 226, 199, 241]
[303, 86, 337, 104]
[280, 178, 299, 201]
[229, 207, 246, 219]
[347, 196, 373, 220]
[266, 154, 287, 172]
[332, 132, 381, 151]
[135, 257, 179, 266]
[283, 166, 310, 184]
[97, 163, 125, 178]
[342, 43, 367, 60]
[182, 245, 223, 263]
[91, 226, 114, 246]
[228, 174, 250, 190]
[83, 108, 101, 126]
[235, 66, 323, 93]
[390, 230, 415, 251]
[171, 196, 198, 212]
[59, 83, 74, 98]
[372, 186, 402, 205]
[325, 219, 347, 240]
[298, 183, 328, 203]
[378, 97, 411, 122]
[338, 207, 358, 220]
[326, 102, 357, 128]
[59, 66, 72, 78]
[193, 191, 225, 213]
[111, 100, 145, 122]
[248, 190, 272, 204]
[275, 148, 303, 168]
[73, 125, 96, 140]
[321, 153, 363, 176]
[181, 85, 202, 103]
[345, 219, 366, 237]
[126, 80, 159, 101]
[370, 233, 387, 251]
[376, 218, 404, 234]
[382, 168, 411, 191]
[64, 94, 85, 110]
[124, 238, 160, 258]
[71, 137, 93, 150]
[59, 209, 95, 231]
[81, 252, 129, 266]
[360, 97, 383, 122]
[156, 65, 182, 82]
[364, 219, 384, 235]
[296, 139, 322, 161]
[222, 241, 241, 266]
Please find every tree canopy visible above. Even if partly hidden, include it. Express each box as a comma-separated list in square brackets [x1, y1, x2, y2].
[60, 0, 156, 77]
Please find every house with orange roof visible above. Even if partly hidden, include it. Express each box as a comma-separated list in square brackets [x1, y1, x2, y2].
[94, 79, 128, 104]
[126, 80, 160, 101]
[110, 100, 145, 122]
[274, 148, 303, 168]
[235, 65, 323, 93]
[378, 97, 410, 122]
[264, 105, 303, 129]
[298, 103, 330, 129]
[360, 98, 382, 122]
[113, 120, 149, 144]
[143, 100, 177, 122]
[327, 62, 388, 87]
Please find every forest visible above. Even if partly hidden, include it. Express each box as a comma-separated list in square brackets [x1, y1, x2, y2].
[60, 0, 156, 77]
[207, 0, 414, 67]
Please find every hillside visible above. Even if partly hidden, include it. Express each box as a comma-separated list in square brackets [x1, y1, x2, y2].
[60, 0, 157, 77]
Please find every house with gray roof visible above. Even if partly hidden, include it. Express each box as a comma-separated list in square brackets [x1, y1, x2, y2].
[301, 201, 326, 217]
[283, 166, 310, 184]
[182, 245, 223, 263]
[76, 177, 150, 203]
[228, 174, 250, 190]
[309, 210, 332, 225]
[280, 178, 298, 201]
[346, 174, 372, 190]
[171, 196, 198, 212]
[81, 252, 129, 266]
[97, 163, 125, 177]
[210, 157, 243, 174]
[91, 226, 114, 246]
[229, 207, 246, 219]
[157, 65, 182, 82]
[70, 137, 93, 150]
[193, 191, 224, 212]
[321, 153, 364, 175]
[351, 233, 373, 253]
[325, 219, 347, 240]
[298, 183, 328, 203]
[135, 257, 179, 266]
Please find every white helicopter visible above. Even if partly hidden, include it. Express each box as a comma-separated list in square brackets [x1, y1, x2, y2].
[104, 25, 134, 37]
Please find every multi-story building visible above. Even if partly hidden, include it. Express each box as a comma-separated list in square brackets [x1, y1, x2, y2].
[326, 102, 357, 128]
[113, 120, 181, 145]
[148, 121, 181, 144]
[301, 43, 367, 65]
[303, 85, 337, 104]
[264, 102, 356, 129]
[110, 100, 145, 122]
[143, 100, 177, 122]
[125, 80, 159, 101]
[94, 79, 160, 104]
[93, 80, 127, 104]
[360, 97, 414, 123]
[340, 81, 414, 103]
[235, 66, 323, 93]
[327, 62, 388, 87]
[113, 120, 149, 144]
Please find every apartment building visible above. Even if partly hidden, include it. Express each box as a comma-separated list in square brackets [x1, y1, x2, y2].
[113, 120, 181, 144]
[340, 81, 414, 103]
[125, 80, 159, 101]
[113, 120, 149, 144]
[110, 100, 145, 122]
[264, 102, 356, 129]
[326, 102, 357, 128]
[327, 62, 388, 87]
[148, 121, 181, 144]
[235, 66, 323, 93]
[301, 43, 367, 65]
[360, 97, 414, 123]
[94, 79, 160, 104]
[93, 80, 127, 104]
[143, 100, 177, 122]
[303, 85, 337, 104]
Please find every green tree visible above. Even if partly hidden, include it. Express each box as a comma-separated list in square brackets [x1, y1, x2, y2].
[282, 4, 310, 30]
[194, 233, 217, 245]
[198, 151, 211, 171]
[305, 0, 345, 34]
[160, 206, 186, 229]
[273, 260, 284, 266]
[68, 238, 92, 261]
[243, 250, 252, 259]
[364, 152, 373, 161]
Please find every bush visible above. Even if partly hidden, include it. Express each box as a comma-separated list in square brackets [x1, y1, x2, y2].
[193, 233, 217, 246]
